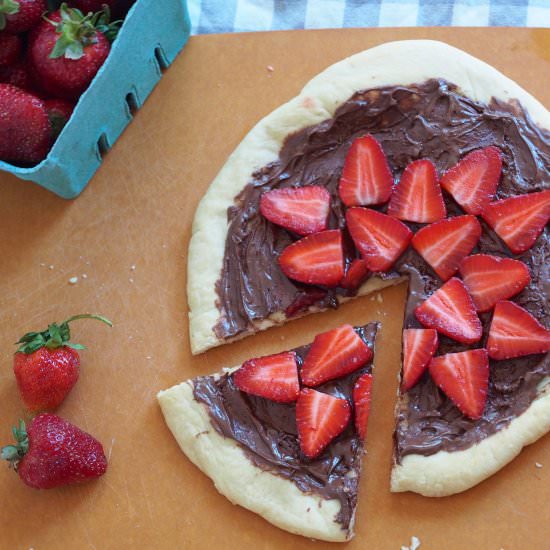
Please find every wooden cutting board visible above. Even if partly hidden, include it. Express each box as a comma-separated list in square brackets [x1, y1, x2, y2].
[0, 27, 548, 550]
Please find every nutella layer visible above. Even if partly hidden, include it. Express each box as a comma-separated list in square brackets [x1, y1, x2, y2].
[213, 79, 550, 459]
[193, 323, 378, 532]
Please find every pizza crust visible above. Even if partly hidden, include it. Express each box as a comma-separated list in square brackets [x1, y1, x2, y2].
[391, 377, 550, 496]
[157, 374, 353, 542]
[188, 39, 550, 355]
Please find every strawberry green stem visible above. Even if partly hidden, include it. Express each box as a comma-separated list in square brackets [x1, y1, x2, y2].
[1, 420, 28, 470]
[0, 0, 20, 31]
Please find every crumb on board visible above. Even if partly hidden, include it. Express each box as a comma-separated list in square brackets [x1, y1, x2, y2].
[68, 276, 78, 285]
[376, 293, 383, 303]
[266, 64, 274, 72]
[49, 264, 54, 270]
[131, 265, 136, 271]
[535, 462, 543, 468]
[129, 278, 134, 283]
[82, 273, 88, 279]
[401, 536, 421, 550]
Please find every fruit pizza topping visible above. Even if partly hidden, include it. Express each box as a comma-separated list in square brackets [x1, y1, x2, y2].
[301, 324, 373, 386]
[482, 190, 550, 255]
[296, 388, 351, 459]
[346, 207, 412, 272]
[440, 146, 502, 215]
[353, 373, 373, 440]
[387, 159, 446, 223]
[459, 254, 531, 312]
[429, 349, 489, 420]
[339, 258, 370, 291]
[260, 186, 331, 236]
[412, 215, 481, 281]
[338, 134, 394, 207]
[415, 277, 482, 345]
[487, 301, 550, 360]
[1, 414, 107, 489]
[233, 351, 300, 403]
[401, 329, 438, 392]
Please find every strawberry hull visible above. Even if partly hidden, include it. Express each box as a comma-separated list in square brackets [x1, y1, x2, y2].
[0, 0, 191, 199]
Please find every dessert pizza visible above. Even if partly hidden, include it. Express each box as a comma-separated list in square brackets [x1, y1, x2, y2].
[161, 39, 550, 539]
[158, 323, 378, 542]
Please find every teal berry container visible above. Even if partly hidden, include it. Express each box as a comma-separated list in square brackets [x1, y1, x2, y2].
[0, 0, 191, 198]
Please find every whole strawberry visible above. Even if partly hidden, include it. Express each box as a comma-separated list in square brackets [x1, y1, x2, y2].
[0, 59, 34, 91]
[14, 314, 112, 412]
[0, 33, 22, 67]
[1, 415, 107, 489]
[29, 3, 119, 100]
[45, 98, 74, 139]
[0, 0, 47, 33]
[0, 83, 50, 164]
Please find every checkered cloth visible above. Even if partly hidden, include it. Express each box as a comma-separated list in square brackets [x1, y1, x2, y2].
[189, 0, 550, 34]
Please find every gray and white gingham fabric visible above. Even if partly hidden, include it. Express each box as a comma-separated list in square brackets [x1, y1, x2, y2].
[188, 0, 550, 34]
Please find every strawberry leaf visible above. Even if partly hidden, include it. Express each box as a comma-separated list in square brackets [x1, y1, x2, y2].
[0, 0, 20, 30]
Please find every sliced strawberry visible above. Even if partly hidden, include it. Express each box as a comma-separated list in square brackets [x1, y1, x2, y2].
[285, 288, 328, 318]
[296, 388, 351, 458]
[346, 207, 412, 272]
[482, 190, 550, 254]
[487, 301, 550, 360]
[301, 324, 373, 386]
[233, 351, 300, 403]
[387, 159, 446, 223]
[429, 349, 489, 420]
[353, 373, 373, 440]
[412, 215, 481, 281]
[440, 146, 502, 215]
[340, 258, 370, 290]
[415, 277, 482, 344]
[260, 186, 330, 236]
[338, 134, 393, 207]
[278, 229, 344, 286]
[459, 254, 531, 312]
[401, 329, 438, 392]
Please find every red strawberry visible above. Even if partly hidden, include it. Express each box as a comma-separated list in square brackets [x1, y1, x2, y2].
[260, 186, 330, 236]
[459, 254, 531, 312]
[13, 314, 112, 412]
[440, 146, 502, 215]
[482, 190, 550, 255]
[284, 288, 327, 318]
[353, 373, 373, 440]
[0, 59, 34, 91]
[346, 207, 412, 272]
[387, 159, 446, 223]
[401, 328, 438, 392]
[1, 414, 107, 489]
[0, 34, 22, 67]
[233, 351, 300, 403]
[301, 324, 373, 386]
[0, 0, 46, 33]
[340, 258, 370, 290]
[0, 84, 50, 165]
[72, 0, 119, 13]
[487, 301, 550, 360]
[45, 98, 75, 140]
[278, 229, 344, 286]
[412, 215, 481, 281]
[415, 277, 482, 344]
[338, 134, 393, 206]
[29, 4, 118, 100]
[429, 349, 489, 420]
[296, 388, 351, 459]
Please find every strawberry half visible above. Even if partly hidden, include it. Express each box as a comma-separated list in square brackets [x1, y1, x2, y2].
[487, 301, 550, 360]
[429, 349, 489, 420]
[440, 146, 502, 215]
[387, 159, 446, 223]
[459, 254, 531, 312]
[401, 329, 438, 392]
[415, 277, 482, 344]
[340, 258, 370, 290]
[278, 229, 344, 286]
[296, 388, 351, 459]
[346, 207, 412, 272]
[301, 324, 373, 386]
[353, 373, 373, 440]
[412, 215, 481, 281]
[482, 190, 550, 255]
[338, 134, 393, 207]
[260, 186, 330, 236]
[233, 351, 300, 403]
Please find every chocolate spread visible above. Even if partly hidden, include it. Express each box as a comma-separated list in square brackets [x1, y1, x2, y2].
[202, 79, 549, 500]
[193, 324, 378, 532]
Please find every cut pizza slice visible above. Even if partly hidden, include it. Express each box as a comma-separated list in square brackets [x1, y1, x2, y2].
[158, 323, 378, 542]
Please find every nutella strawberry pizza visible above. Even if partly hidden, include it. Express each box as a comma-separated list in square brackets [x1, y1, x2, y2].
[159, 40, 550, 541]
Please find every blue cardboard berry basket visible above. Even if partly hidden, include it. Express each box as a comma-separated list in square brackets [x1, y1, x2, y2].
[0, 0, 191, 199]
